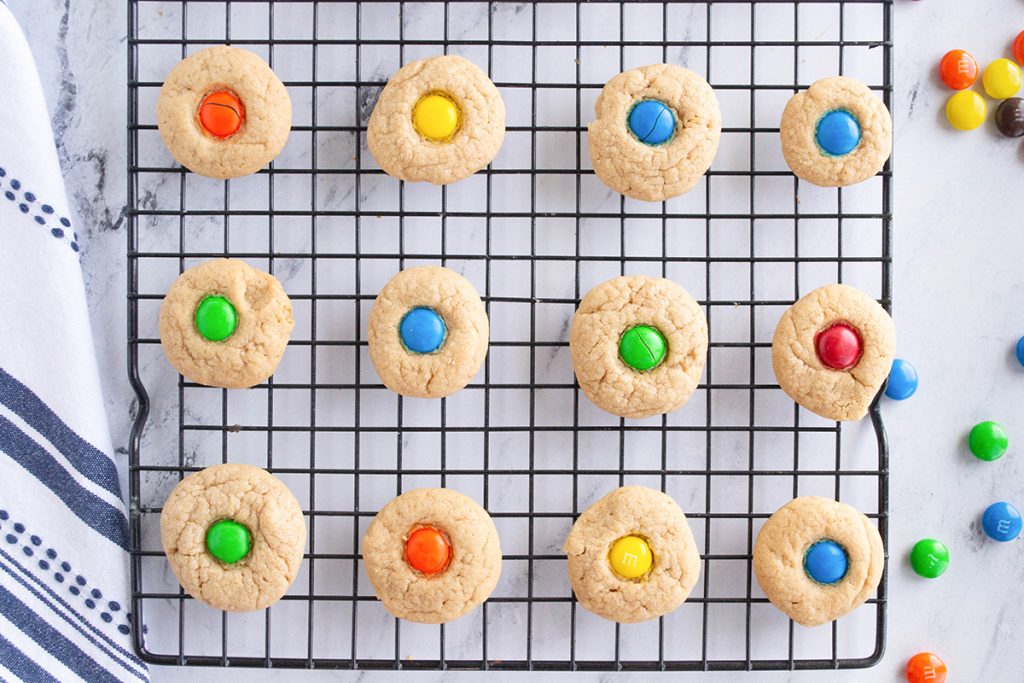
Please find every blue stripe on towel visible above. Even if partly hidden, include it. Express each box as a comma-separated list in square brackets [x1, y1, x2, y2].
[0, 632, 59, 683]
[0, 554, 146, 679]
[0, 368, 121, 498]
[0, 583, 120, 683]
[0, 416, 128, 551]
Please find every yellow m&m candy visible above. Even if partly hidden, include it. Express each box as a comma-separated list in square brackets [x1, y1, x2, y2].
[608, 535, 653, 579]
[983, 58, 1023, 100]
[412, 93, 460, 142]
[946, 90, 986, 131]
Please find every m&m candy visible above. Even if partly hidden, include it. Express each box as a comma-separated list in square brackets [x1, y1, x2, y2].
[939, 49, 978, 91]
[608, 535, 653, 579]
[405, 526, 451, 575]
[982, 501, 1022, 542]
[412, 93, 460, 142]
[619, 324, 668, 371]
[969, 420, 1008, 461]
[906, 652, 947, 683]
[910, 538, 949, 579]
[628, 100, 675, 145]
[803, 539, 848, 584]
[1016, 336, 1024, 366]
[195, 295, 238, 342]
[1015, 30, 1024, 67]
[885, 358, 918, 400]
[815, 322, 862, 370]
[206, 519, 252, 564]
[946, 90, 987, 131]
[399, 307, 446, 354]
[982, 58, 1023, 100]
[815, 110, 861, 156]
[995, 98, 1024, 138]
[198, 91, 245, 139]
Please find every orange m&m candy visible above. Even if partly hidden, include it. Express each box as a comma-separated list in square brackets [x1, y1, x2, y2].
[939, 49, 978, 90]
[405, 526, 451, 575]
[906, 651, 947, 683]
[1014, 30, 1024, 67]
[198, 91, 245, 139]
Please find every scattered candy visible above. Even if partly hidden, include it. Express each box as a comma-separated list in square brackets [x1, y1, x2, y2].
[619, 324, 667, 372]
[815, 322, 862, 370]
[939, 49, 979, 90]
[1015, 30, 1024, 67]
[982, 501, 1022, 542]
[608, 535, 653, 579]
[995, 98, 1024, 137]
[910, 538, 949, 579]
[628, 99, 675, 145]
[399, 307, 446, 354]
[946, 90, 987, 130]
[412, 93, 460, 142]
[885, 358, 918, 400]
[195, 295, 238, 342]
[815, 109, 861, 156]
[803, 539, 848, 584]
[405, 526, 451, 575]
[969, 420, 1009, 461]
[906, 652, 947, 683]
[982, 58, 1023, 100]
[206, 519, 252, 564]
[198, 91, 245, 139]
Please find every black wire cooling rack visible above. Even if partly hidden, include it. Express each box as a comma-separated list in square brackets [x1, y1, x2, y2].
[127, 0, 892, 672]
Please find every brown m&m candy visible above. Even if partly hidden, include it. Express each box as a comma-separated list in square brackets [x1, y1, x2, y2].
[995, 98, 1024, 138]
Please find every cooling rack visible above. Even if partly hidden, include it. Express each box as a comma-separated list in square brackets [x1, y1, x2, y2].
[127, 0, 892, 672]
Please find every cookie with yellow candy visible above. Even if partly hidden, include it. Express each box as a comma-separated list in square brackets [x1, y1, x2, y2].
[367, 55, 505, 185]
[563, 486, 701, 623]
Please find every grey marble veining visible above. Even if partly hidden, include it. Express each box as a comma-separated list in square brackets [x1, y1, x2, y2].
[8, 0, 1024, 681]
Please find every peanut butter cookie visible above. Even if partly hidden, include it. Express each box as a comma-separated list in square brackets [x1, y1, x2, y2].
[589, 64, 721, 202]
[367, 266, 489, 398]
[772, 283, 895, 421]
[780, 76, 892, 187]
[160, 463, 306, 612]
[569, 275, 708, 418]
[362, 488, 502, 624]
[157, 45, 292, 179]
[564, 486, 701, 623]
[753, 496, 884, 627]
[367, 55, 505, 185]
[159, 258, 295, 389]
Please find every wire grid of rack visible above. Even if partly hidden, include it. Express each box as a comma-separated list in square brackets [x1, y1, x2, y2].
[127, 0, 892, 672]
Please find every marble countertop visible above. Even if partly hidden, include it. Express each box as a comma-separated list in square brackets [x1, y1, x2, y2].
[8, 0, 1024, 680]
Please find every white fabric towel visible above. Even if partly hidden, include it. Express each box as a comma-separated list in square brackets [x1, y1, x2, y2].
[0, 4, 147, 681]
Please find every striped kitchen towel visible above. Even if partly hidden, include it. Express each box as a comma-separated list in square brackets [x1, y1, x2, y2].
[0, 4, 147, 682]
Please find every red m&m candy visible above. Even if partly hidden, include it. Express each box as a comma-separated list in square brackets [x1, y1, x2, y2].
[1014, 30, 1024, 67]
[815, 322, 862, 371]
[906, 651, 946, 683]
[939, 49, 979, 90]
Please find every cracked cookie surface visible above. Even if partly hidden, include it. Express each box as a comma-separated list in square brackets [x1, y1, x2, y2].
[362, 488, 502, 624]
[367, 55, 505, 185]
[771, 283, 894, 421]
[367, 266, 489, 398]
[159, 258, 295, 389]
[564, 486, 701, 623]
[780, 76, 892, 187]
[160, 463, 306, 612]
[157, 46, 292, 179]
[589, 64, 721, 202]
[753, 496, 884, 627]
[569, 275, 708, 418]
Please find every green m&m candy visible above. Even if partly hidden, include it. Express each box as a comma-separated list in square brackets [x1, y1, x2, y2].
[910, 538, 949, 579]
[205, 519, 252, 564]
[619, 324, 667, 372]
[969, 420, 1008, 462]
[195, 295, 238, 342]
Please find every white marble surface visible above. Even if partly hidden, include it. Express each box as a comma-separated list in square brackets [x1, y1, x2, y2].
[8, 0, 1024, 680]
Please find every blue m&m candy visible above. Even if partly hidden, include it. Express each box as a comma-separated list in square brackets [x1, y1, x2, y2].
[628, 100, 675, 145]
[399, 307, 446, 354]
[803, 539, 848, 584]
[982, 501, 1022, 542]
[1015, 336, 1024, 367]
[815, 110, 861, 156]
[885, 358, 918, 400]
